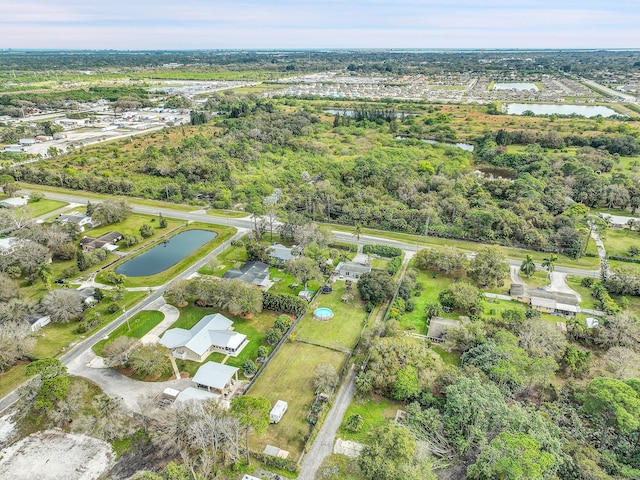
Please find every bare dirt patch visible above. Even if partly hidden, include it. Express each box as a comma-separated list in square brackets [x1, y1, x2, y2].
[0, 429, 115, 480]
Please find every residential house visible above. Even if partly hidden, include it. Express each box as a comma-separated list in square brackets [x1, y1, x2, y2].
[159, 313, 248, 362]
[56, 212, 96, 232]
[192, 361, 239, 396]
[509, 283, 531, 303]
[268, 243, 298, 263]
[334, 261, 372, 279]
[27, 313, 51, 332]
[173, 387, 220, 406]
[0, 197, 28, 208]
[426, 317, 460, 343]
[511, 283, 579, 316]
[222, 261, 272, 289]
[77, 287, 97, 307]
[79, 231, 123, 252]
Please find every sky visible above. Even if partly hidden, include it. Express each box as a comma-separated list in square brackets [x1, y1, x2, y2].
[2, 0, 638, 50]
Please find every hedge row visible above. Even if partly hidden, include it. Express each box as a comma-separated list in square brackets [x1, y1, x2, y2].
[363, 244, 403, 258]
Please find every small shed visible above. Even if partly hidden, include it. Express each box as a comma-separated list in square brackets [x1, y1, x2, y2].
[27, 313, 51, 332]
[162, 387, 180, 400]
[270, 400, 288, 423]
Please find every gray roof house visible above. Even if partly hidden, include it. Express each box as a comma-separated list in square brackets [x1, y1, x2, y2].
[192, 361, 239, 395]
[223, 261, 271, 289]
[268, 243, 297, 263]
[56, 211, 96, 232]
[27, 313, 51, 332]
[160, 313, 247, 362]
[334, 261, 372, 279]
[426, 317, 460, 343]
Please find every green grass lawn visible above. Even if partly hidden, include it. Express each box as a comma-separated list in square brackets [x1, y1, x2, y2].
[200, 241, 248, 276]
[316, 454, 366, 480]
[27, 199, 68, 217]
[432, 345, 461, 366]
[522, 270, 550, 289]
[205, 208, 249, 218]
[371, 257, 390, 271]
[31, 291, 148, 359]
[0, 362, 29, 399]
[166, 304, 279, 377]
[602, 229, 640, 258]
[294, 282, 368, 351]
[97, 224, 236, 288]
[566, 276, 599, 310]
[338, 394, 404, 444]
[399, 269, 454, 334]
[92, 310, 165, 356]
[609, 260, 640, 275]
[268, 266, 323, 296]
[248, 342, 347, 460]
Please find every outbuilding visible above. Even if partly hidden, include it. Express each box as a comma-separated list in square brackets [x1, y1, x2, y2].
[270, 400, 288, 423]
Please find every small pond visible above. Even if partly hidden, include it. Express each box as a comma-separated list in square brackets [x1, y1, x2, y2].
[115, 229, 217, 277]
[475, 167, 517, 180]
[396, 136, 474, 152]
[504, 103, 618, 118]
[494, 82, 539, 91]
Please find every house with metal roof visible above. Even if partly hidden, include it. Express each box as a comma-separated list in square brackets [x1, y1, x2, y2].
[268, 243, 298, 263]
[192, 361, 239, 396]
[0, 197, 28, 208]
[426, 317, 460, 343]
[159, 313, 248, 362]
[334, 261, 371, 279]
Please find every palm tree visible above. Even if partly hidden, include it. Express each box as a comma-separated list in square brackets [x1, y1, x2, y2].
[353, 223, 362, 243]
[542, 254, 558, 279]
[520, 254, 536, 278]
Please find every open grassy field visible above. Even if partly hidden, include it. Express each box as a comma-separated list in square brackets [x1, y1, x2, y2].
[399, 269, 454, 334]
[295, 281, 367, 349]
[0, 363, 29, 399]
[26, 198, 68, 217]
[602, 228, 640, 258]
[92, 310, 165, 356]
[165, 304, 279, 377]
[338, 394, 404, 444]
[295, 282, 368, 351]
[248, 342, 347, 460]
[566, 276, 599, 310]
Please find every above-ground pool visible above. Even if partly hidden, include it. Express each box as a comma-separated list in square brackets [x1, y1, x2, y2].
[115, 229, 217, 277]
[313, 307, 334, 321]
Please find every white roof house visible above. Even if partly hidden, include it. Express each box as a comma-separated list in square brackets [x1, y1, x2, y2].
[0, 197, 28, 208]
[160, 313, 247, 362]
[192, 361, 239, 395]
[173, 387, 220, 406]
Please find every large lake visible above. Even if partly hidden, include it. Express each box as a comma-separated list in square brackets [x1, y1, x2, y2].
[115, 229, 217, 277]
[494, 82, 539, 91]
[505, 103, 618, 118]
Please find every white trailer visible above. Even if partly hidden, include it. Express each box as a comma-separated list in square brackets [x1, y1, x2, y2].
[270, 400, 288, 423]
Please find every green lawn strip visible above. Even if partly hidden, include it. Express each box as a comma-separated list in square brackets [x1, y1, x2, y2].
[602, 229, 640, 258]
[566, 276, 599, 310]
[585, 237, 599, 256]
[591, 207, 638, 218]
[97, 224, 236, 288]
[338, 395, 403, 444]
[31, 291, 148, 359]
[399, 269, 454, 334]
[609, 260, 640, 275]
[249, 342, 347, 460]
[371, 258, 390, 270]
[432, 345, 461, 366]
[92, 310, 165, 356]
[167, 304, 278, 378]
[295, 282, 368, 351]
[327, 224, 599, 269]
[206, 209, 249, 218]
[0, 362, 29, 400]
[22, 183, 198, 212]
[27, 199, 68, 217]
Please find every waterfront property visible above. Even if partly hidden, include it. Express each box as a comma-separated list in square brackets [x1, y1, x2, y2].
[159, 313, 248, 362]
[114, 229, 217, 277]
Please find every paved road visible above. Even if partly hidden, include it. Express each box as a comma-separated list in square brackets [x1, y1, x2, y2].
[298, 365, 357, 480]
[23, 188, 601, 279]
